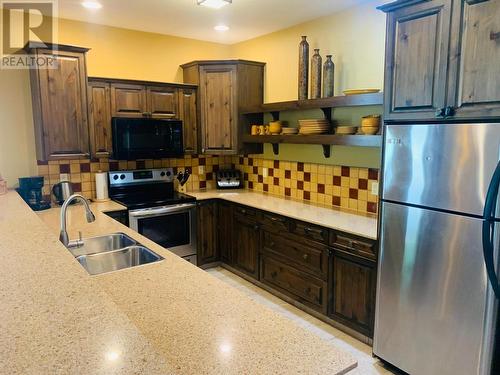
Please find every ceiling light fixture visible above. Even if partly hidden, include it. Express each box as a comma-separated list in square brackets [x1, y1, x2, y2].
[214, 25, 229, 31]
[197, 0, 232, 10]
[81, 1, 103, 9]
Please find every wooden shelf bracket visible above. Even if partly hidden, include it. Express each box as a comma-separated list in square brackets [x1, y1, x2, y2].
[322, 145, 331, 158]
[272, 143, 279, 155]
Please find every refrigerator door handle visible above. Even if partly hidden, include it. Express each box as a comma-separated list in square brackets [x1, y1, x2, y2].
[482, 160, 500, 299]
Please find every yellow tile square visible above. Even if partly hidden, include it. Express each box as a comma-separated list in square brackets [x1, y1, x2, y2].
[310, 164, 318, 174]
[333, 186, 341, 196]
[38, 165, 48, 175]
[283, 161, 291, 170]
[310, 182, 318, 192]
[118, 161, 128, 170]
[82, 182, 92, 192]
[325, 185, 333, 195]
[291, 162, 297, 171]
[358, 190, 368, 201]
[318, 174, 326, 184]
[297, 171, 304, 180]
[69, 164, 79, 174]
[70, 174, 81, 183]
[99, 163, 109, 172]
[48, 160, 59, 165]
[311, 174, 318, 183]
[285, 179, 291, 188]
[127, 161, 137, 169]
[341, 187, 350, 198]
[310, 192, 318, 203]
[349, 198, 358, 210]
[91, 163, 101, 172]
[350, 178, 358, 189]
[325, 165, 334, 176]
[359, 168, 368, 179]
[350, 168, 359, 178]
[368, 193, 378, 203]
[304, 163, 311, 172]
[304, 182, 311, 191]
[318, 164, 326, 175]
[291, 171, 297, 180]
[49, 164, 59, 174]
[341, 197, 349, 208]
[341, 176, 350, 187]
[358, 200, 368, 213]
[333, 166, 342, 176]
[317, 193, 325, 205]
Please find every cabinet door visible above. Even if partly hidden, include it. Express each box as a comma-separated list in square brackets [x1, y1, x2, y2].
[179, 88, 198, 153]
[218, 201, 233, 263]
[147, 86, 179, 118]
[200, 65, 237, 154]
[447, 0, 500, 118]
[110, 83, 147, 117]
[88, 81, 112, 157]
[330, 250, 377, 337]
[233, 214, 260, 279]
[34, 49, 90, 159]
[197, 201, 219, 266]
[383, 0, 452, 121]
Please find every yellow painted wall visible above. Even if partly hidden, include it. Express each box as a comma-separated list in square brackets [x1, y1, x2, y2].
[230, 1, 386, 103]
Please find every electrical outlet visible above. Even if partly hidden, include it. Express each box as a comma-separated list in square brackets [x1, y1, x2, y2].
[263, 167, 268, 178]
[371, 182, 379, 196]
[60, 173, 70, 181]
[198, 165, 205, 175]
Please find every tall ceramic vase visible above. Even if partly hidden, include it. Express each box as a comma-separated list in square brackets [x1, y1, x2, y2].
[298, 36, 309, 100]
[323, 55, 335, 97]
[311, 49, 322, 99]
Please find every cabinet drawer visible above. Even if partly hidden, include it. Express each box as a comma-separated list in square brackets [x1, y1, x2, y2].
[260, 212, 290, 233]
[261, 255, 327, 314]
[330, 232, 377, 260]
[233, 205, 257, 219]
[291, 221, 329, 244]
[263, 232, 328, 279]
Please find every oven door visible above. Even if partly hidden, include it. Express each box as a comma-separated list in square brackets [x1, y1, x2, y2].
[129, 203, 197, 259]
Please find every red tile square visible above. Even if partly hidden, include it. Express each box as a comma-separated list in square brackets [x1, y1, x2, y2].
[341, 166, 350, 177]
[199, 181, 206, 189]
[368, 168, 379, 180]
[253, 166, 258, 174]
[59, 164, 70, 173]
[269, 168, 274, 176]
[80, 163, 91, 172]
[317, 184, 325, 193]
[263, 184, 269, 192]
[243, 172, 248, 180]
[199, 158, 206, 166]
[333, 176, 341, 186]
[258, 175, 263, 183]
[213, 165, 219, 172]
[332, 196, 341, 206]
[136, 160, 145, 169]
[72, 182, 82, 192]
[239, 157, 244, 165]
[274, 160, 280, 169]
[349, 188, 358, 199]
[304, 172, 311, 182]
[297, 162, 304, 171]
[358, 178, 368, 190]
[248, 181, 254, 189]
[206, 172, 213, 180]
[303, 191, 310, 200]
[273, 177, 279, 186]
[248, 158, 253, 166]
[285, 170, 291, 179]
[367, 202, 378, 213]
[285, 187, 291, 196]
[297, 180, 304, 190]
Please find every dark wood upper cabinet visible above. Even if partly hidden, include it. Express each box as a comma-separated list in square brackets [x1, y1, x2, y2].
[147, 86, 179, 118]
[110, 83, 147, 117]
[447, 0, 500, 118]
[380, 0, 451, 121]
[88, 81, 112, 157]
[179, 88, 198, 153]
[380, 0, 500, 121]
[28, 46, 91, 161]
[181, 60, 265, 155]
[197, 200, 219, 266]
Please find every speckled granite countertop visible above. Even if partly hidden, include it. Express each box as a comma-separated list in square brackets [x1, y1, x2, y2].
[188, 189, 378, 239]
[0, 191, 357, 374]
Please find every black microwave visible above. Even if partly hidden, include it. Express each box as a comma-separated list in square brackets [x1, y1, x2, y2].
[112, 118, 183, 160]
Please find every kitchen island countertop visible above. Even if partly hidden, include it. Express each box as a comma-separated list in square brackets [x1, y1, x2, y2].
[0, 190, 357, 374]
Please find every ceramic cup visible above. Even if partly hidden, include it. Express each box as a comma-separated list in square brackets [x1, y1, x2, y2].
[259, 125, 265, 135]
[251, 125, 260, 135]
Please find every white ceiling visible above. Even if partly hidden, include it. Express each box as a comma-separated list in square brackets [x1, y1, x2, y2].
[56, 0, 378, 45]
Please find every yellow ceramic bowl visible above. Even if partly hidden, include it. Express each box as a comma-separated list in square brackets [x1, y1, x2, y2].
[362, 126, 379, 135]
[361, 115, 381, 128]
[269, 121, 283, 135]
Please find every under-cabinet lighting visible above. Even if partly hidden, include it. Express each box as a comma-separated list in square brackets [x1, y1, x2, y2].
[197, 0, 232, 9]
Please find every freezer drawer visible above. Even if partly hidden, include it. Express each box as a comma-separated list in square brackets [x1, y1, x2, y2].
[383, 123, 500, 217]
[374, 202, 497, 375]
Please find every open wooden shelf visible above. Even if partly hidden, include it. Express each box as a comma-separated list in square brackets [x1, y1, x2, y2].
[240, 92, 383, 115]
[242, 134, 382, 157]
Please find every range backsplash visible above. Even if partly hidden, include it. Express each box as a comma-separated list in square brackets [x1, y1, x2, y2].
[37, 155, 379, 215]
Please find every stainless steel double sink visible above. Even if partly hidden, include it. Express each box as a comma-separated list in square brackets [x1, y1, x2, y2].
[67, 233, 163, 275]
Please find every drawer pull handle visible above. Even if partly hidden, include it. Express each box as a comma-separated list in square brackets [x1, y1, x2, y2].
[304, 227, 322, 236]
[268, 216, 285, 223]
[270, 241, 275, 247]
[303, 254, 309, 260]
[254, 225, 260, 231]
[240, 209, 246, 214]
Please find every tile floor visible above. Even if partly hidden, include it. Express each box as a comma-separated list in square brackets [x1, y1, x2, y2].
[206, 266, 399, 375]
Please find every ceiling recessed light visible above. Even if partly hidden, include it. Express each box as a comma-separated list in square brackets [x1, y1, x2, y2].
[197, 0, 232, 10]
[81, 1, 102, 9]
[214, 25, 229, 31]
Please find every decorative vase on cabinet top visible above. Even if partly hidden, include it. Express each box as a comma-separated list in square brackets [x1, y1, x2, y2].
[311, 49, 322, 99]
[323, 55, 334, 98]
[298, 36, 309, 100]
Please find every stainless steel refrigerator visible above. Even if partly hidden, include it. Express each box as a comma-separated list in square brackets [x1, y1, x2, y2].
[374, 123, 500, 375]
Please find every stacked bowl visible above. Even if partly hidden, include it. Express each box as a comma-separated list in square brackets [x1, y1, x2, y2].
[361, 115, 381, 135]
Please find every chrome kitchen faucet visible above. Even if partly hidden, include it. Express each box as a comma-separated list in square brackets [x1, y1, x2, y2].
[59, 194, 96, 247]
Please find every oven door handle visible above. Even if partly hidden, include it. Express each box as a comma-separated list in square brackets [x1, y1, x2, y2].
[129, 203, 196, 217]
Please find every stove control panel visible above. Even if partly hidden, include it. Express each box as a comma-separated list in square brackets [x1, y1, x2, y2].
[109, 168, 174, 185]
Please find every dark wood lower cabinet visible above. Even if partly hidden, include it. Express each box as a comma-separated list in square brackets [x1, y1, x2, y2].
[197, 201, 219, 266]
[261, 255, 328, 314]
[330, 250, 377, 337]
[196, 199, 377, 337]
[232, 211, 260, 279]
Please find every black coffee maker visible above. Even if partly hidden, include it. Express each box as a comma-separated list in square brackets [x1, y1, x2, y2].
[17, 176, 51, 211]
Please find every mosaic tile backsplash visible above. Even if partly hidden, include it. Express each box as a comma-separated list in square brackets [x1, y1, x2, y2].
[37, 155, 379, 215]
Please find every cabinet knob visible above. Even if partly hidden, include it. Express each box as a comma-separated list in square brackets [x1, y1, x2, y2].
[303, 254, 309, 260]
[435, 107, 446, 118]
[254, 225, 260, 231]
